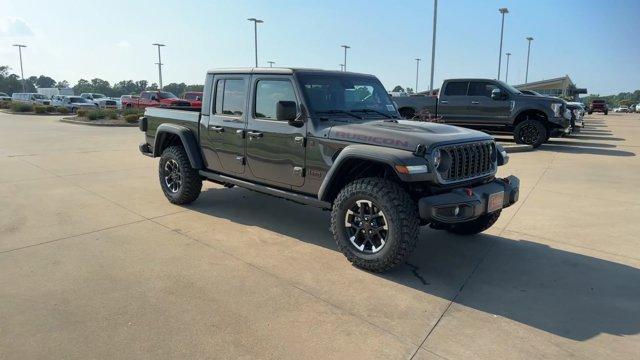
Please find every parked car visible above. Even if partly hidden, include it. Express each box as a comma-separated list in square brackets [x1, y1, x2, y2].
[11, 93, 52, 105]
[614, 106, 629, 113]
[629, 104, 637, 113]
[392, 78, 572, 147]
[137, 67, 519, 272]
[588, 99, 608, 115]
[565, 102, 585, 132]
[57, 96, 100, 113]
[0, 92, 11, 101]
[183, 91, 203, 108]
[80, 93, 117, 109]
[122, 91, 191, 109]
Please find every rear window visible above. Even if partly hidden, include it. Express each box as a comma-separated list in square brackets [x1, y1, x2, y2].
[444, 81, 468, 96]
[214, 79, 246, 116]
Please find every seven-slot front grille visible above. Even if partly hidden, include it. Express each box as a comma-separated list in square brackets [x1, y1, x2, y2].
[439, 141, 495, 182]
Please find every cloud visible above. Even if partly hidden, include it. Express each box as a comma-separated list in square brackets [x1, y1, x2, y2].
[116, 40, 132, 48]
[0, 17, 34, 37]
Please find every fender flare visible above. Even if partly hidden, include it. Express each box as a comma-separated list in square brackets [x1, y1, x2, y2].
[513, 105, 551, 124]
[153, 123, 204, 169]
[317, 144, 429, 202]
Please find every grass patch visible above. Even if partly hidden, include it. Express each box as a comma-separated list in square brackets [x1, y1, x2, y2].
[124, 114, 140, 123]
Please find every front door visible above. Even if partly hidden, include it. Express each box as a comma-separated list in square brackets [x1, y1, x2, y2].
[245, 75, 306, 187]
[438, 80, 469, 123]
[206, 75, 249, 174]
[466, 81, 512, 125]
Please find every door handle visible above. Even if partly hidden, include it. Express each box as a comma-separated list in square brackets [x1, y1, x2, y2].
[294, 136, 305, 145]
[209, 125, 224, 133]
[440, 100, 448, 104]
[247, 131, 263, 139]
[235, 129, 245, 138]
[471, 101, 480, 105]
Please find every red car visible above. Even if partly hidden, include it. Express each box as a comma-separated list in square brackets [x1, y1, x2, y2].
[122, 91, 191, 109]
[588, 99, 608, 115]
[183, 91, 203, 108]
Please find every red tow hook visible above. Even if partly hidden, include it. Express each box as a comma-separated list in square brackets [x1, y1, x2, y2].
[464, 188, 474, 197]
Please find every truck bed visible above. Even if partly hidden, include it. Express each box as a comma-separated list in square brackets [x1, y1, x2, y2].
[144, 107, 201, 144]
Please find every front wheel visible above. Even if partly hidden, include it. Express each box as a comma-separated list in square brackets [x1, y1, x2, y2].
[514, 119, 548, 148]
[331, 178, 419, 272]
[447, 210, 501, 235]
[159, 145, 202, 204]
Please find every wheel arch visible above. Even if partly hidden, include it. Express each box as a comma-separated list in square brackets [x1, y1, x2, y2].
[318, 144, 426, 203]
[153, 123, 204, 169]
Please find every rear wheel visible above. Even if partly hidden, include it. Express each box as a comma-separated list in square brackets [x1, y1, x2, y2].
[514, 118, 547, 148]
[159, 145, 202, 204]
[331, 178, 419, 272]
[447, 210, 501, 235]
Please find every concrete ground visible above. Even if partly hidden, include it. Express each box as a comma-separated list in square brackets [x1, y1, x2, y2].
[1, 111, 639, 359]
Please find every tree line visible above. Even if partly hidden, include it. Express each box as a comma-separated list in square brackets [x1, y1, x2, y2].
[0, 65, 203, 97]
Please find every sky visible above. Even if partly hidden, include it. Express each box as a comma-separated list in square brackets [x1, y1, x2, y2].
[1, 0, 639, 95]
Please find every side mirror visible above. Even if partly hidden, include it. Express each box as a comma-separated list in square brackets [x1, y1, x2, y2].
[276, 101, 301, 126]
[491, 88, 504, 100]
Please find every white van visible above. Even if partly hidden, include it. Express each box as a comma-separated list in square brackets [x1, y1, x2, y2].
[11, 93, 51, 106]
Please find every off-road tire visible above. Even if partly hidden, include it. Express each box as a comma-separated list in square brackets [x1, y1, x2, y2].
[604, 110, 608, 115]
[331, 177, 419, 272]
[514, 119, 547, 148]
[447, 210, 501, 235]
[587, 111, 592, 115]
[159, 145, 202, 204]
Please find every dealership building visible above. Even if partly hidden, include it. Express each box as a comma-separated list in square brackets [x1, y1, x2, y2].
[514, 75, 587, 100]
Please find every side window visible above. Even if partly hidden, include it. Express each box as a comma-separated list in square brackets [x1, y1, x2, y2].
[444, 81, 468, 96]
[214, 80, 224, 114]
[254, 80, 296, 120]
[221, 79, 245, 116]
[468, 82, 500, 97]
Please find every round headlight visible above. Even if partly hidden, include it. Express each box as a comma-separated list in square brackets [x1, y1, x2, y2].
[432, 148, 441, 169]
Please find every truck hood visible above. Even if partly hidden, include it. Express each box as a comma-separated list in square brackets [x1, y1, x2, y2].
[328, 120, 492, 152]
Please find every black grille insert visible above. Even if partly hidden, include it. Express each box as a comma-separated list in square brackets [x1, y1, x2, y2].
[439, 141, 495, 182]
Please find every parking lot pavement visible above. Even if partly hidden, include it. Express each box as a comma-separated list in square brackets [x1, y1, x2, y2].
[1, 112, 639, 359]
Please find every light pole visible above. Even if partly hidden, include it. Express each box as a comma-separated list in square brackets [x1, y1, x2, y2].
[341, 45, 350, 71]
[429, 0, 438, 91]
[247, 18, 263, 67]
[152, 43, 165, 90]
[12, 44, 27, 92]
[267, 61, 275, 67]
[525, 37, 534, 84]
[497, 7, 509, 80]
[505, 52, 512, 83]
[414, 58, 421, 92]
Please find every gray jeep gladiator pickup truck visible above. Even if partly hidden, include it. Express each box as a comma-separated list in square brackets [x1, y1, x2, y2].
[393, 78, 572, 148]
[138, 68, 520, 272]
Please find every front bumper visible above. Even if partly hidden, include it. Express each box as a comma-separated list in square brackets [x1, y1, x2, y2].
[418, 176, 519, 223]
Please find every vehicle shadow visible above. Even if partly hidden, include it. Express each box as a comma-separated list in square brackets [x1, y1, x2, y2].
[189, 186, 640, 342]
[538, 144, 635, 157]
[570, 135, 625, 141]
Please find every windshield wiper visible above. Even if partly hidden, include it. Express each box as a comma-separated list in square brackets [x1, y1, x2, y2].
[350, 108, 397, 119]
[316, 109, 363, 120]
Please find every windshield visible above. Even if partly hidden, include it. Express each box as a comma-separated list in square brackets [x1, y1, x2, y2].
[158, 91, 177, 99]
[297, 74, 397, 119]
[70, 97, 86, 103]
[93, 94, 105, 99]
[495, 80, 522, 95]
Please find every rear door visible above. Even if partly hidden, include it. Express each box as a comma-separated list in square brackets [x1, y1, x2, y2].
[466, 81, 512, 125]
[206, 75, 249, 175]
[245, 75, 306, 187]
[438, 81, 469, 123]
